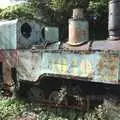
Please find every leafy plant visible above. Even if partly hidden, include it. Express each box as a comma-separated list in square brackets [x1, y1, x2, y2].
[88, 0, 109, 19]
[84, 105, 108, 120]
[0, 98, 25, 120]
[0, 3, 35, 20]
[49, 0, 67, 10]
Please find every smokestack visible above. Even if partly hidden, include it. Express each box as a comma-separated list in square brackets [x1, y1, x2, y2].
[67, 8, 89, 45]
[108, 0, 120, 40]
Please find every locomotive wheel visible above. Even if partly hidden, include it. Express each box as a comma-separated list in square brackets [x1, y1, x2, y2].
[48, 91, 68, 106]
[27, 87, 45, 101]
[75, 95, 89, 110]
[67, 86, 89, 110]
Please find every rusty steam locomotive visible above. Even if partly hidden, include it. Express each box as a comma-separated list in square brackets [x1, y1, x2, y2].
[0, 0, 120, 110]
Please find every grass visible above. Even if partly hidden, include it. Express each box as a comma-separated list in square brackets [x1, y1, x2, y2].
[0, 98, 25, 120]
[0, 96, 119, 120]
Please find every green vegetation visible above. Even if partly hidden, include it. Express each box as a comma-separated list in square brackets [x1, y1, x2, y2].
[0, 0, 109, 22]
[0, 97, 119, 120]
[88, 0, 108, 17]
[0, 98, 25, 120]
[0, 3, 35, 20]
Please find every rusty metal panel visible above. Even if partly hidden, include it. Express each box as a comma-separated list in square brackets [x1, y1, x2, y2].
[61, 42, 90, 50]
[93, 52, 119, 84]
[68, 19, 88, 45]
[0, 50, 18, 65]
[41, 51, 119, 84]
[17, 50, 119, 84]
[0, 50, 18, 86]
[17, 50, 38, 81]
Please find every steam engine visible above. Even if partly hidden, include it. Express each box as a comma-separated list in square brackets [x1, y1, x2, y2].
[0, 0, 120, 110]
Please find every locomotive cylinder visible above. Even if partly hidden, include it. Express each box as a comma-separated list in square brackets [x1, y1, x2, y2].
[68, 8, 89, 45]
[109, 0, 120, 39]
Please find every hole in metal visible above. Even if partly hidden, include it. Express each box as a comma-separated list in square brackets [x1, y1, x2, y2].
[21, 23, 32, 38]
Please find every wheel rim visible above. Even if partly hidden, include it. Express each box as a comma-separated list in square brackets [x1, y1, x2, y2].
[27, 87, 44, 101]
[49, 91, 68, 105]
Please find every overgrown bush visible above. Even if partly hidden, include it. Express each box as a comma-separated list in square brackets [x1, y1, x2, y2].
[88, 0, 108, 17]
[0, 3, 35, 20]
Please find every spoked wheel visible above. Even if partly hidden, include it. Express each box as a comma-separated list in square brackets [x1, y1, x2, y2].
[73, 95, 89, 110]
[69, 86, 89, 110]
[27, 86, 45, 101]
[48, 91, 68, 106]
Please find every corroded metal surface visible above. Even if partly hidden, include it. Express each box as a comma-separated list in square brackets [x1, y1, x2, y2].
[17, 50, 119, 84]
[62, 40, 120, 51]
[61, 41, 90, 50]
[68, 19, 88, 45]
[0, 50, 18, 86]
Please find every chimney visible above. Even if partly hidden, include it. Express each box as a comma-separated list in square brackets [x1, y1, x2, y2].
[108, 0, 120, 40]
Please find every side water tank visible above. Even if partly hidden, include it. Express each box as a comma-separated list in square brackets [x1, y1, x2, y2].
[108, 0, 120, 38]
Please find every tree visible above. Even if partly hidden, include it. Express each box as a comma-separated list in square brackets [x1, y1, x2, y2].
[88, 0, 109, 40]
[88, 0, 109, 21]
[0, 3, 35, 20]
[0, 0, 109, 24]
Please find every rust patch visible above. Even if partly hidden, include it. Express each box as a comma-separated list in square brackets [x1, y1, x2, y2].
[3, 60, 14, 86]
[61, 42, 90, 50]
[97, 53, 119, 83]
[0, 50, 5, 62]
[0, 50, 18, 87]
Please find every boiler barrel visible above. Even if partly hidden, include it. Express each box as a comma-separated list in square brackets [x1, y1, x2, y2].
[108, 0, 120, 37]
